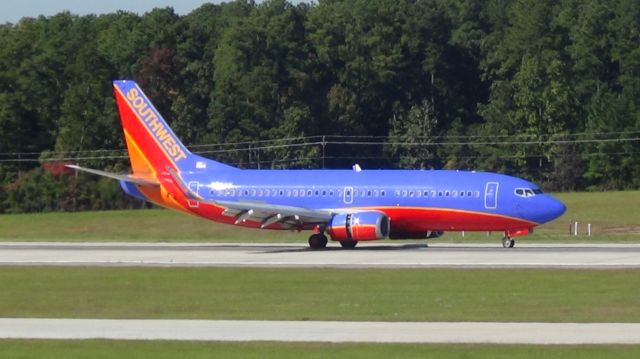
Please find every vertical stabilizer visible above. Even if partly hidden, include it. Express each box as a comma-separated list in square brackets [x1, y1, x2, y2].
[112, 80, 236, 175]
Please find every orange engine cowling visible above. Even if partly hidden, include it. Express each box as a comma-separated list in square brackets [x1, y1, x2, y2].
[327, 211, 390, 241]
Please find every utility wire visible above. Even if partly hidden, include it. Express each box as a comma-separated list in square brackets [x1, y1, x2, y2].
[1, 130, 639, 157]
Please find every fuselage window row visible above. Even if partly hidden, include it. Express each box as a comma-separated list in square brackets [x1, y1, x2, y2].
[208, 188, 481, 200]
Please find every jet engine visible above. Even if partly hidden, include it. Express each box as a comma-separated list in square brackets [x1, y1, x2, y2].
[327, 211, 390, 241]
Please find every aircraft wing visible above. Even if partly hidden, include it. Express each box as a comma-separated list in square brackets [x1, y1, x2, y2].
[66, 165, 159, 187]
[214, 200, 333, 228]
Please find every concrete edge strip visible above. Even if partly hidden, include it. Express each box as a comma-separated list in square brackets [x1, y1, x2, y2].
[1, 319, 640, 344]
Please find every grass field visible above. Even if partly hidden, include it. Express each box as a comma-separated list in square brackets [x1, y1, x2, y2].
[0, 191, 638, 242]
[1, 266, 639, 323]
[1, 340, 639, 359]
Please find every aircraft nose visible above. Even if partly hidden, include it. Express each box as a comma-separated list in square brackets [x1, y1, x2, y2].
[540, 196, 566, 224]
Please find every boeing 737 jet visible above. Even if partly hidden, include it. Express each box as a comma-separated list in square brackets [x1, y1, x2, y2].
[69, 80, 566, 249]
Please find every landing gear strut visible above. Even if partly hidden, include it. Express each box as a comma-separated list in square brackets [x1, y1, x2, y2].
[308, 233, 328, 249]
[502, 236, 515, 248]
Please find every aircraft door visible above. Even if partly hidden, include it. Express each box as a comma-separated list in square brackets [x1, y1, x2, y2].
[343, 186, 354, 204]
[484, 182, 498, 209]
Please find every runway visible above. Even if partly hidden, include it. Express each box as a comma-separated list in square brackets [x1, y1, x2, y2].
[1, 242, 640, 268]
[2, 318, 640, 344]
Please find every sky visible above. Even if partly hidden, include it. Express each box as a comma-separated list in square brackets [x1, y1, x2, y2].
[0, 0, 226, 24]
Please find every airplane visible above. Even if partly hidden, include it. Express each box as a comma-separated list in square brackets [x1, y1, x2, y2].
[68, 80, 566, 249]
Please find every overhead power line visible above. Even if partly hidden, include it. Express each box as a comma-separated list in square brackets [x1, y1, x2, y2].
[1, 130, 639, 157]
[0, 135, 638, 162]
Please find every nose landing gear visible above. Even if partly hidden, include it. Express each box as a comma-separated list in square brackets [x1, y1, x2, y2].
[502, 236, 515, 248]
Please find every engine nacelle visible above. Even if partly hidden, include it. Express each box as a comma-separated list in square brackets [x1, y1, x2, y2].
[327, 211, 390, 241]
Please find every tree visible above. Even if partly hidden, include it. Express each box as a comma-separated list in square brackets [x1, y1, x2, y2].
[387, 100, 440, 169]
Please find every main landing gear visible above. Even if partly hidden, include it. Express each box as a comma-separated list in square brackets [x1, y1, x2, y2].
[502, 236, 515, 248]
[308, 225, 358, 249]
[308, 233, 328, 249]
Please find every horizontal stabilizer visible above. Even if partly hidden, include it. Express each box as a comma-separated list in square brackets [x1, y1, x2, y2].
[66, 165, 159, 187]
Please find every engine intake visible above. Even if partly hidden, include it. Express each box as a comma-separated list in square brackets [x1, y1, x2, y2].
[327, 211, 390, 241]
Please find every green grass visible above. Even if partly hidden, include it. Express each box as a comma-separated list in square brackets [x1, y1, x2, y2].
[0, 191, 638, 242]
[0, 209, 302, 242]
[1, 267, 639, 322]
[1, 340, 639, 359]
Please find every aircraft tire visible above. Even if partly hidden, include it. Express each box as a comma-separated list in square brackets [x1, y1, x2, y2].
[502, 237, 515, 248]
[339, 240, 358, 249]
[309, 234, 327, 249]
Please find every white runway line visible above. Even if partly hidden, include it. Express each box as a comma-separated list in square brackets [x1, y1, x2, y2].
[1, 319, 640, 344]
[1, 242, 640, 268]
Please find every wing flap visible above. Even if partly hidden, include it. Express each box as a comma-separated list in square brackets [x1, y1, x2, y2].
[215, 200, 333, 226]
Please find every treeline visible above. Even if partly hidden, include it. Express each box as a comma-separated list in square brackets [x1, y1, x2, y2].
[0, 0, 639, 213]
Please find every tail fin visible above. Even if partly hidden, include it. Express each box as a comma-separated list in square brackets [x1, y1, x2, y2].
[113, 80, 236, 175]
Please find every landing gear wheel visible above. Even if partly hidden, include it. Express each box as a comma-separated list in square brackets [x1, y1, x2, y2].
[308, 234, 328, 249]
[502, 237, 515, 248]
[339, 240, 358, 249]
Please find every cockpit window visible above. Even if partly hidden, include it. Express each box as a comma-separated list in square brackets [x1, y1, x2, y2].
[533, 189, 543, 194]
[514, 188, 538, 198]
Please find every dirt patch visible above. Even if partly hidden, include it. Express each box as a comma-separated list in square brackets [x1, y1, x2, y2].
[601, 226, 640, 234]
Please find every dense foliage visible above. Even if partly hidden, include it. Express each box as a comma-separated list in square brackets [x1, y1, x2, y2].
[0, 0, 639, 213]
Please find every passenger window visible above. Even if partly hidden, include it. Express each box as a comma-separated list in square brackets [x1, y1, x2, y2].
[395, 190, 401, 197]
[431, 190, 437, 197]
[452, 191, 458, 198]
[367, 190, 372, 197]
[438, 191, 443, 197]
[467, 191, 472, 197]
[322, 190, 326, 196]
[424, 191, 429, 197]
[402, 190, 408, 197]
[445, 191, 450, 197]
[279, 190, 284, 196]
[474, 191, 480, 198]
[374, 190, 379, 197]
[315, 190, 319, 196]
[460, 191, 465, 198]
[416, 191, 422, 198]
[381, 190, 386, 196]
[329, 190, 334, 196]
[409, 191, 414, 197]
